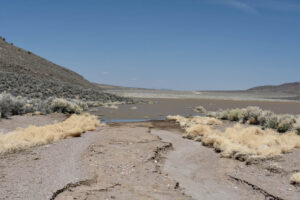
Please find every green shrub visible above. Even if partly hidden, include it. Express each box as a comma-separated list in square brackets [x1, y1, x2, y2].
[276, 115, 295, 133]
[50, 98, 84, 114]
[257, 110, 273, 126]
[0, 92, 90, 118]
[246, 106, 262, 124]
[237, 108, 248, 123]
[216, 109, 230, 120]
[277, 119, 294, 133]
[227, 109, 240, 121]
[206, 106, 298, 133]
[0, 92, 27, 117]
[262, 115, 279, 129]
[294, 122, 300, 135]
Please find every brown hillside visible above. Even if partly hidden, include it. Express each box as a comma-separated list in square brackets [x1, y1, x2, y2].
[0, 36, 93, 88]
[248, 82, 300, 94]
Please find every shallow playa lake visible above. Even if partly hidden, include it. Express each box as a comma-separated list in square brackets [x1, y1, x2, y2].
[90, 98, 300, 122]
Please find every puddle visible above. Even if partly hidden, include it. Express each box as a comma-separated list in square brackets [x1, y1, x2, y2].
[102, 118, 154, 123]
[100, 114, 203, 123]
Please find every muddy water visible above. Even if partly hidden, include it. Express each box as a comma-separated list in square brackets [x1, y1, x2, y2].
[91, 98, 300, 121]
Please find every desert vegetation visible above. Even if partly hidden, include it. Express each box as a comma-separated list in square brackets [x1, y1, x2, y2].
[167, 115, 300, 162]
[0, 72, 133, 103]
[0, 92, 127, 118]
[193, 105, 207, 113]
[0, 92, 90, 118]
[0, 37, 135, 118]
[0, 113, 103, 154]
[0, 72, 136, 118]
[192, 105, 300, 134]
[290, 172, 300, 186]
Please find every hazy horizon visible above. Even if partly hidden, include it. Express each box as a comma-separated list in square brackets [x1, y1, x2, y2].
[1, 0, 299, 90]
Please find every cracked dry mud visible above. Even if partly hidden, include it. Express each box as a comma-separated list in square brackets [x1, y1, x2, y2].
[0, 119, 299, 200]
[54, 123, 192, 200]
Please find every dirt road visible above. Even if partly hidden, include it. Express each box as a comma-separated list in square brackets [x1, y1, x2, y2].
[0, 119, 299, 200]
[151, 129, 265, 200]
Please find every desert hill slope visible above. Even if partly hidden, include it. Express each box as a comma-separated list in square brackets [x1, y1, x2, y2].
[0, 36, 132, 103]
[248, 82, 300, 94]
[0, 36, 93, 88]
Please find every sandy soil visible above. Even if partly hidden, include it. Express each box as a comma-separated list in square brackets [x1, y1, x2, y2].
[0, 113, 66, 133]
[54, 122, 193, 200]
[0, 127, 107, 200]
[152, 129, 260, 200]
[92, 98, 300, 121]
[152, 128, 300, 200]
[0, 116, 299, 200]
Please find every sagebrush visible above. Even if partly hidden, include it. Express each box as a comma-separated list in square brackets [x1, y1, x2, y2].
[0, 92, 88, 118]
[203, 105, 300, 134]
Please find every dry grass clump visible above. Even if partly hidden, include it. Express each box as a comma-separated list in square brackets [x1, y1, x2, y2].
[167, 115, 222, 130]
[190, 116, 223, 126]
[167, 115, 222, 127]
[169, 115, 300, 161]
[290, 173, 300, 186]
[201, 124, 300, 160]
[184, 124, 212, 140]
[0, 113, 102, 154]
[167, 115, 222, 140]
[166, 115, 190, 127]
[193, 105, 207, 114]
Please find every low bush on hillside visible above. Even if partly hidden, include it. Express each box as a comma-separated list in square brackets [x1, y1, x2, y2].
[0, 72, 134, 103]
[0, 92, 89, 118]
[50, 98, 87, 114]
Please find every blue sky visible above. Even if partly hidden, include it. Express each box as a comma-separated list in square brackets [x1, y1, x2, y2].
[0, 0, 299, 90]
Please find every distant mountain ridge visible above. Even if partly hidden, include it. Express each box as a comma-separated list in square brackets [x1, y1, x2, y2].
[248, 82, 300, 94]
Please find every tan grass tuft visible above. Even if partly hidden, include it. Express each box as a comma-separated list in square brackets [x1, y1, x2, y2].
[190, 116, 222, 126]
[290, 173, 300, 186]
[0, 113, 102, 154]
[185, 125, 212, 139]
[170, 115, 300, 160]
[166, 115, 190, 127]
[201, 124, 300, 159]
[167, 115, 222, 128]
